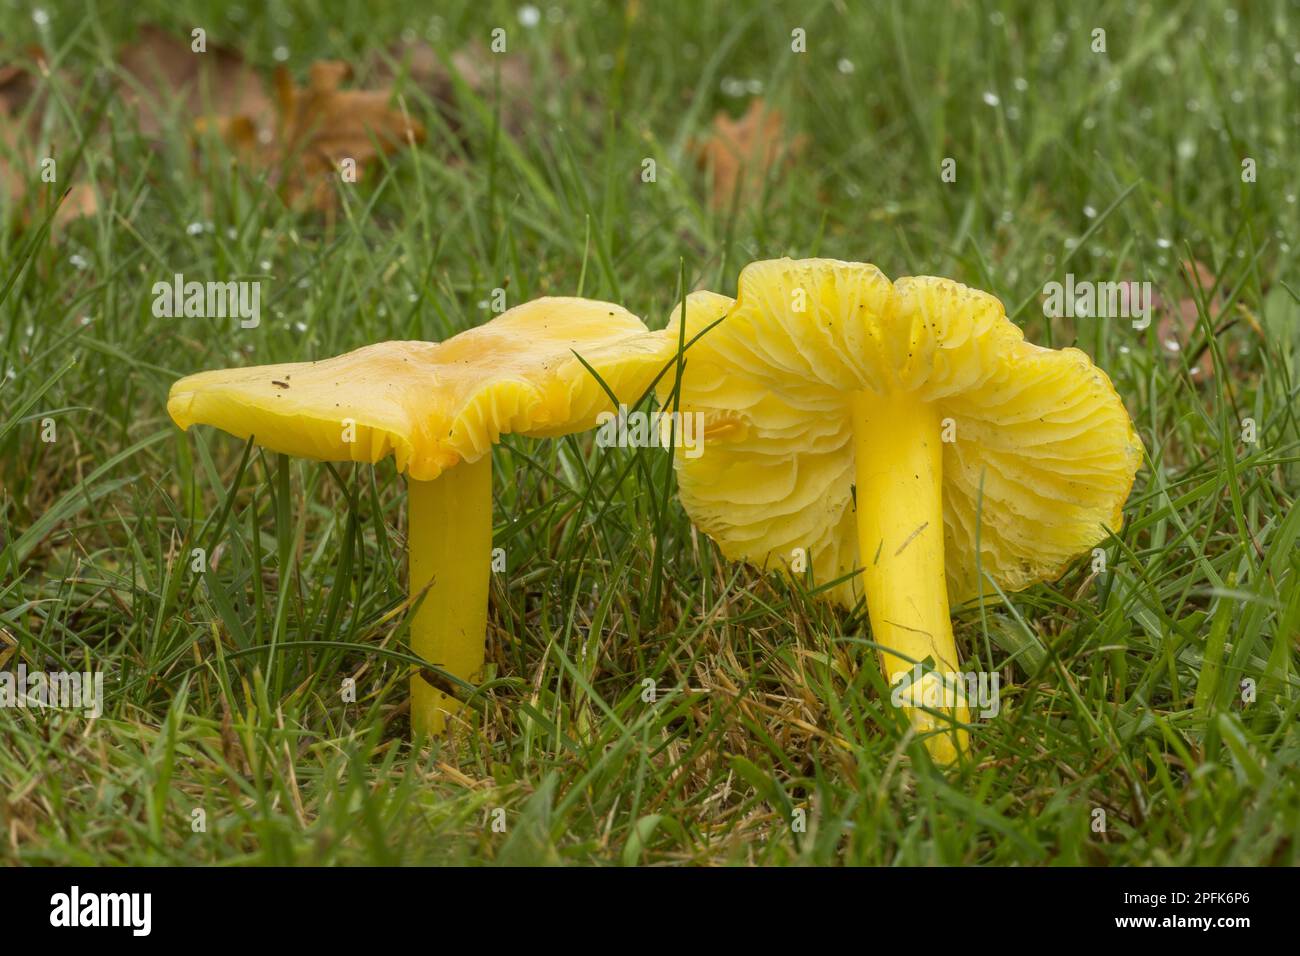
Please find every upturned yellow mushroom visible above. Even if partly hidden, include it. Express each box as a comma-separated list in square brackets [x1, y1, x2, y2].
[169, 297, 669, 736]
[659, 258, 1142, 762]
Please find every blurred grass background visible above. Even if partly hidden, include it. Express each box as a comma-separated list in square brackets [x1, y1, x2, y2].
[0, 0, 1297, 864]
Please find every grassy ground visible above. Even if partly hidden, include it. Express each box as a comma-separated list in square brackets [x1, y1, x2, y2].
[1, 0, 1297, 865]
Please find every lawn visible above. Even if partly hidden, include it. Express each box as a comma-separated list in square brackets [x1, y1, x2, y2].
[1, 0, 1297, 866]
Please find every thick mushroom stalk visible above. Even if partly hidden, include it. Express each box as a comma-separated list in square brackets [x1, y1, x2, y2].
[851, 390, 968, 760]
[408, 455, 492, 735]
[660, 259, 1142, 764]
[168, 296, 676, 739]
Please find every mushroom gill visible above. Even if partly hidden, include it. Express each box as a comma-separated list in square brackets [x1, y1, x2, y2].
[660, 258, 1143, 761]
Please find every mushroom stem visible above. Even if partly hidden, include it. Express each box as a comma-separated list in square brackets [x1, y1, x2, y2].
[850, 390, 969, 762]
[408, 454, 493, 737]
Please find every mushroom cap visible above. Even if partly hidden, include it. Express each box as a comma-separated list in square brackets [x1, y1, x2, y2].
[659, 258, 1143, 606]
[169, 296, 669, 481]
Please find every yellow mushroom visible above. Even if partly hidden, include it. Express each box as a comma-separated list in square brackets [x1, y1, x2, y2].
[169, 297, 670, 736]
[659, 259, 1143, 762]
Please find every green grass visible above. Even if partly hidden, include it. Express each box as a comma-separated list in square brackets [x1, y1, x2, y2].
[1, 0, 1297, 865]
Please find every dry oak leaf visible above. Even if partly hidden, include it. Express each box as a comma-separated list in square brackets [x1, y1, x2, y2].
[117, 28, 425, 213]
[0, 47, 98, 230]
[368, 40, 534, 144]
[275, 60, 425, 170]
[691, 98, 806, 210]
[0, 101, 23, 206]
[117, 25, 273, 141]
[1, 45, 48, 115]
[2, 47, 46, 204]
[269, 60, 426, 209]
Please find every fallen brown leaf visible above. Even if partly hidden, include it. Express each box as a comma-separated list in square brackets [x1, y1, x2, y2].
[270, 60, 425, 209]
[276, 61, 425, 168]
[691, 98, 806, 210]
[117, 25, 273, 141]
[369, 40, 534, 144]
[0, 47, 98, 231]
[118, 27, 425, 212]
[0, 45, 47, 115]
[2, 47, 41, 206]
[54, 183, 99, 226]
[0, 102, 23, 205]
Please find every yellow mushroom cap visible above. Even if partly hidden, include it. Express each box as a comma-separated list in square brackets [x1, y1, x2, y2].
[168, 297, 669, 481]
[659, 258, 1144, 605]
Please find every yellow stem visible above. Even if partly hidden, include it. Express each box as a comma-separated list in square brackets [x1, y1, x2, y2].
[408, 454, 493, 737]
[850, 390, 969, 762]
